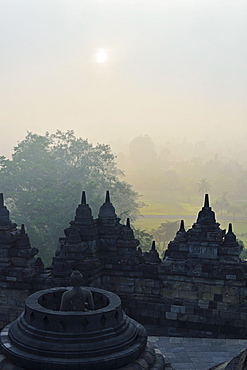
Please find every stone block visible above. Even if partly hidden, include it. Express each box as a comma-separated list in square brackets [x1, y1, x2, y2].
[7, 298, 17, 306]
[194, 278, 205, 283]
[188, 314, 199, 322]
[214, 280, 225, 286]
[166, 312, 177, 320]
[172, 276, 187, 282]
[219, 310, 231, 319]
[135, 285, 143, 293]
[178, 291, 197, 299]
[214, 294, 223, 302]
[6, 277, 17, 282]
[0, 258, 10, 263]
[217, 302, 228, 310]
[120, 284, 134, 294]
[196, 292, 203, 300]
[162, 289, 178, 298]
[141, 309, 149, 317]
[198, 283, 211, 293]
[9, 314, 17, 322]
[231, 281, 243, 287]
[142, 286, 151, 294]
[150, 310, 160, 318]
[234, 320, 244, 327]
[178, 313, 189, 321]
[222, 295, 239, 304]
[210, 285, 223, 294]
[226, 274, 236, 280]
[152, 303, 163, 311]
[185, 306, 195, 314]
[194, 307, 203, 315]
[202, 293, 214, 301]
[212, 309, 219, 316]
[171, 305, 186, 314]
[161, 304, 170, 312]
[228, 287, 238, 296]
[145, 302, 153, 310]
[176, 282, 192, 291]
[209, 301, 217, 309]
[191, 284, 199, 292]
[0, 249, 9, 258]
[151, 288, 160, 295]
[241, 312, 247, 321]
[145, 280, 155, 288]
[198, 300, 209, 308]
[154, 280, 160, 288]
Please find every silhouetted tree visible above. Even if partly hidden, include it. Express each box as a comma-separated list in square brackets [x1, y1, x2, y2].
[132, 227, 153, 252]
[0, 130, 142, 264]
[151, 220, 180, 252]
[213, 192, 230, 215]
[196, 178, 211, 195]
[227, 205, 242, 221]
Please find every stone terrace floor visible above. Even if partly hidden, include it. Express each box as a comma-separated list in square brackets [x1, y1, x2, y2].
[149, 336, 247, 370]
[146, 326, 247, 369]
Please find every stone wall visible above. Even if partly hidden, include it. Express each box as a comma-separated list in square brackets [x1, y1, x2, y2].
[100, 260, 247, 336]
[1, 263, 247, 336]
[0, 288, 29, 329]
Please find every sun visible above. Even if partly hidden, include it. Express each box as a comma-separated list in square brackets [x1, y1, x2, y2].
[94, 48, 108, 63]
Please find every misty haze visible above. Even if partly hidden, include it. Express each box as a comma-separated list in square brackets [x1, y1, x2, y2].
[1, 2, 247, 370]
[1, 0, 247, 259]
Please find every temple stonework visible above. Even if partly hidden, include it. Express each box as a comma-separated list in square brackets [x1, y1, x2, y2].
[165, 194, 242, 264]
[0, 194, 43, 282]
[52, 191, 140, 277]
[0, 192, 247, 338]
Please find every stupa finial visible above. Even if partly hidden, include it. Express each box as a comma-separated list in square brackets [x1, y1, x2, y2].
[98, 190, 116, 218]
[81, 191, 86, 205]
[151, 240, 156, 250]
[204, 194, 209, 208]
[196, 193, 216, 224]
[126, 218, 130, 227]
[0, 193, 3, 207]
[179, 220, 185, 231]
[228, 223, 233, 233]
[21, 224, 25, 234]
[105, 190, 110, 203]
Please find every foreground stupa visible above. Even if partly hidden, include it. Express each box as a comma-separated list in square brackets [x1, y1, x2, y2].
[0, 271, 165, 370]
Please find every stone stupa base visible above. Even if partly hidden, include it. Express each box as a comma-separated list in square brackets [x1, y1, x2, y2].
[0, 287, 165, 370]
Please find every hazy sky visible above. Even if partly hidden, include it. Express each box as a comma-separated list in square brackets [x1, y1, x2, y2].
[1, 0, 247, 156]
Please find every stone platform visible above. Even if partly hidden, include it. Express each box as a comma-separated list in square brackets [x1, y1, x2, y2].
[151, 336, 247, 370]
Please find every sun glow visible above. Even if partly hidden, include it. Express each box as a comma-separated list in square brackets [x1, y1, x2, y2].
[95, 48, 108, 63]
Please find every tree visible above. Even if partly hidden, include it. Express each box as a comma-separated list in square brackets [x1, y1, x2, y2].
[196, 178, 211, 195]
[227, 205, 242, 221]
[238, 239, 247, 260]
[0, 130, 142, 265]
[132, 227, 153, 252]
[151, 220, 180, 253]
[213, 192, 230, 215]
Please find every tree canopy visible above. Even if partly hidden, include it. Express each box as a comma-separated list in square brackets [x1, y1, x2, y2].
[196, 178, 211, 195]
[0, 130, 142, 264]
[151, 220, 180, 254]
